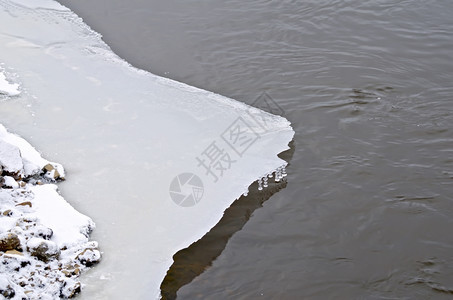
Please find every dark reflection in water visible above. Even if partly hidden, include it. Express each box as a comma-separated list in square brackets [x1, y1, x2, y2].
[160, 143, 294, 300]
[57, 0, 453, 298]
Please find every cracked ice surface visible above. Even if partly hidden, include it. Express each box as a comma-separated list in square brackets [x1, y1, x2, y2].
[0, 0, 294, 298]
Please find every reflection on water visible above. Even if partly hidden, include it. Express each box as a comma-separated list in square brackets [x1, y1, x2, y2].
[58, 0, 453, 298]
[161, 143, 294, 300]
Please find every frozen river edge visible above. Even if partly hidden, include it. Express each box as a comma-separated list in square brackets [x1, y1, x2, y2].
[0, 0, 295, 298]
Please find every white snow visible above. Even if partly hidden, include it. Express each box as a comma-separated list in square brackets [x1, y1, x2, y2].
[0, 0, 295, 299]
[0, 125, 99, 299]
[0, 274, 23, 299]
[0, 124, 65, 178]
[3, 176, 19, 189]
[0, 71, 20, 97]
[0, 274, 12, 290]
[0, 126, 83, 247]
[77, 247, 101, 263]
[0, 140, 23, 173]
[29, 184, 95, 248]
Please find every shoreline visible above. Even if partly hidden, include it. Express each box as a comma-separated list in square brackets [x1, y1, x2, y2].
[0, 1, 295, 298]
[161, 141, 295, 299]
[0, 124, 100, 299]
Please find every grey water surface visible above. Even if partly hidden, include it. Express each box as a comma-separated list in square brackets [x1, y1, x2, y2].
[57, 0, 453, 298]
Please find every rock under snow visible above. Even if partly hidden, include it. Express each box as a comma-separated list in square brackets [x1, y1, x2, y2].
[0, 125, 100, 299]
[0, 233, 20, 252]
[0, 140, 23, 176]
[0, 124, 65, 179]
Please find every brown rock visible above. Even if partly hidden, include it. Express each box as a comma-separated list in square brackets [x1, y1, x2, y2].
[27, 239, 60, 262]
[30, 225, 53, 240]
[2, 209, 12, 216]
[0, 233, 21, 252]
[42, 164, 54, 172]
[76, 247, 101, 267]
[61, 281, 81, 298]
[0, 284, 15, 299]
[15, 201, 32, 208]
[42, 163, 62, 180]
[4, 249, 23, 256]
[62, 265, 81, 277]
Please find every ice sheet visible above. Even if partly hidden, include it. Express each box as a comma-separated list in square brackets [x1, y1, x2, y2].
[0, 0, 294, 298]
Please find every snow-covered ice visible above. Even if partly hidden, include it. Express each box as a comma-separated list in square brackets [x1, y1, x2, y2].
[0, 0, 294, 298]
[28, 184, 95, 248]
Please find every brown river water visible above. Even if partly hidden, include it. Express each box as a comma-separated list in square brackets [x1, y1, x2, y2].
[56, 0, 453, 299]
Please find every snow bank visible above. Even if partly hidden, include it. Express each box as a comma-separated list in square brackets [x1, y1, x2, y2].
[0, 126, 99, 299]
[0, 124, 65, 178]
[29, 184, 94, 248]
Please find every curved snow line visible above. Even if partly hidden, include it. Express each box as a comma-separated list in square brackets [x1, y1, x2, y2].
[0, 1, 295, 299]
